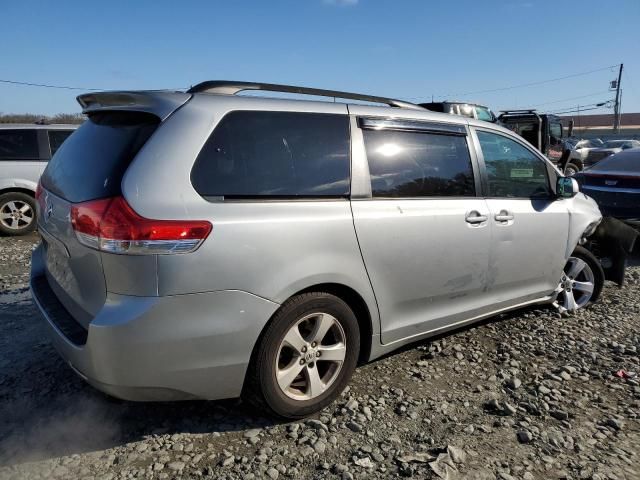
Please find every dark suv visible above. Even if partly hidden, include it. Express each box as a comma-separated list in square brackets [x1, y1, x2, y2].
[496, 110, 587, 175]
[0, 124, 77, 235]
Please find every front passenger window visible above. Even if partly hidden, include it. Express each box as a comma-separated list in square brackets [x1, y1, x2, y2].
[477, 131, 552, 198]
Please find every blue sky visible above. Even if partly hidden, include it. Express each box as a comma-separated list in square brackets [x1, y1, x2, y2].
[2, 0, 639, 116]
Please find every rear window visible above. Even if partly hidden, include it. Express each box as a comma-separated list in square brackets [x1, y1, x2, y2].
[41, 112, 159, 202]
[0, 129, 39, 160]
[191, 111, 350, 199]
[590, 150, 640, 172]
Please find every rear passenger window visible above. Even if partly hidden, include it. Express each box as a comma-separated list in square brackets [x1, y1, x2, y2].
[48, 130, 74, 156]
[191, 111, 350, 199]
[0, 129, 39, 160]
[477, 131, 552, 198]
[362, 129, 475, 197]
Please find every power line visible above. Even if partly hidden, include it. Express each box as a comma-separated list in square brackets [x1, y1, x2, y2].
[420, 64, 620, 100]
[523, 91, 611, 108]
[545, 101, 613, 115]
[0, 78, 106, 91]
[0, 78, 187, 91]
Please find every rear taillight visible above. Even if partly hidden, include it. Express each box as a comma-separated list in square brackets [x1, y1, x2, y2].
[35, 181, 45, 213]
[71, 196, 212, 255]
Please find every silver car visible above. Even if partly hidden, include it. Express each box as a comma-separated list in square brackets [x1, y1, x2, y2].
[0, 124, 77, 235]
[31, 81, 604, 418]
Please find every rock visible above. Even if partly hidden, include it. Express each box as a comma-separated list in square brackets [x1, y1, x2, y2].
[606, 418, 623, 430]
[345, 399, 359, 411]
[306, 419, 328, 432]
[503, 402, 517, 416]
[243, 428, 261, 438]
[346, 421, 362, 432]
[506, 377, 522, 390]
[135, 443, 149, 453]
[313, 440, 327, 454]
[167, 461, 185, 472]
[550, 410, 569, 421]
[353, 456, 374, 468]
[538, 385, 551, 395]
[517, 430, 533, 443]
[266, 467, 279, 479]
[221, 455, 235, 467]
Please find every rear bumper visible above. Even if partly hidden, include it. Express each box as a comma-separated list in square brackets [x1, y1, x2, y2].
[30, 244, 280, 401]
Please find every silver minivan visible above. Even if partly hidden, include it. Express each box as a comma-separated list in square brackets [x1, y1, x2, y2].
[0, 124, 76, 235]
[31, 82, 604, 418]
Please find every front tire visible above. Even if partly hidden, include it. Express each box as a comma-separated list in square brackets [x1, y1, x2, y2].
[0, 192, 37, 236]
[564, 162, 581, 176]
[553, 246, 604, 313]
[244, 292, 360, 419]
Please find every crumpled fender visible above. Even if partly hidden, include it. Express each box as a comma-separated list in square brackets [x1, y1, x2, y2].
[591, 217, 638, 286]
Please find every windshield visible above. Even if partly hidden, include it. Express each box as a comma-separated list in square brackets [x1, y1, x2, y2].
[475, 106, 495, 122]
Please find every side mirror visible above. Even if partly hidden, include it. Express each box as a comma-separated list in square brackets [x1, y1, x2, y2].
[557, 177, 579, 198]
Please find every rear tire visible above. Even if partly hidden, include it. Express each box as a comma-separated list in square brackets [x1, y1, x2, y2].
[0, 192, 37, 236]
[564, 162, 581, 176]
[243, 292, 360, 419]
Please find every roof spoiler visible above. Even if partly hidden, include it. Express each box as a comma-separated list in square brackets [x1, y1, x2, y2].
[76, 91, 191, 120]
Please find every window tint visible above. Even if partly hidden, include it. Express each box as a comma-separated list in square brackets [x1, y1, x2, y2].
[0, 129, 39, 160]
[191, 111, 350, 199]
[41, 112, 159, 202]
[48, 130, 74, 156]
[477, 131, 552, 198]
[363, 129, 475, 198]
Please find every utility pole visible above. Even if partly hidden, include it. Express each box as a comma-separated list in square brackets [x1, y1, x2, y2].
[613, 63, 623, 134]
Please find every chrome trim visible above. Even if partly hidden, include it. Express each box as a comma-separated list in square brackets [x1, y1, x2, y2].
[358, 117, 466, 135]
[583, 185, 640, 194]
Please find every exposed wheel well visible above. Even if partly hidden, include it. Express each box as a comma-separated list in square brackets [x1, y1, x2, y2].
[0, 187, 36, 198]
[295, 283, 373, 364]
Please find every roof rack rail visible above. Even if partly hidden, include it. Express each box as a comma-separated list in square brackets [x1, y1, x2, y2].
[187, 80, 425, 110]
[499, 109, 538, 114]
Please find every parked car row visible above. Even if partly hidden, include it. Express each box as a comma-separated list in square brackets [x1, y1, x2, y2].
[0, 124, 77, 235]
[27, 81, 637, 418]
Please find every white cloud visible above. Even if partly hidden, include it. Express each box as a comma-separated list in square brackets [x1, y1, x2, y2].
[323, 0, 359, 6]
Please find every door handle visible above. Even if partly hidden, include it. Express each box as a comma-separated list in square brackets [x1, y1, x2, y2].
[494, 210, 514, 222]
[465, 210, 488, 224]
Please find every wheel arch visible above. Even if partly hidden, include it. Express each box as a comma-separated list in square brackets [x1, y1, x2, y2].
[294, 283, 373, 364]
[245, 282, 375, 384]
[0, 187, 36, 198]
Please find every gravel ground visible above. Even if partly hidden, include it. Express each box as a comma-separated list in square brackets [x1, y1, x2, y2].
[0, 234, 639, 480]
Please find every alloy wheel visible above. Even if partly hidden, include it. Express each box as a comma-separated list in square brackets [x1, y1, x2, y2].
[553, 256, 596, 313]
[275, 312, 346, 401]
[0, 200, 34, 231]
